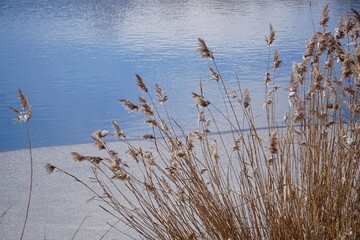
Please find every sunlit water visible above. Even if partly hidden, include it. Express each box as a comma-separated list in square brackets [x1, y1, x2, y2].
[1, 0, 359, 152]
[0, 1, 359, 239]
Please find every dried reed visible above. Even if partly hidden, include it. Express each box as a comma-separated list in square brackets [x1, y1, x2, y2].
[43, 5, 360, 239]
[10, 89, 33, 240]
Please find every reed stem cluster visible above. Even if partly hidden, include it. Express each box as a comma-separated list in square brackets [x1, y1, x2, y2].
[43, 6, 359, 239]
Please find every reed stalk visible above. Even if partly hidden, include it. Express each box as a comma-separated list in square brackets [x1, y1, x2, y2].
[10, 89, 33, 240]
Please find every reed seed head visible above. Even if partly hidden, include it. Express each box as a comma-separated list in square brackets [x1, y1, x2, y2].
[88, 156, 103, 165]
[341, 53, 355, 80]
[91, 136, 106, 150]
[18, 89, 29, 110]
[145, 119, 158, 127]
[10, 88, 32, 123]
[264, 72, 271, 85]
[304, 33, 317, 58]
[92, 129, 109, 138]
[335, 26, 345, 40]
[192, 92, 210, 108]
[198, 111, 205, 124]
[227, 90, 237, 100]
[144, 152, 155, 165]
[352, 8, 360, 24]
[112, 171, 130, 182]
[142, 134, 155, 140]
[105, 157, 119, 170]
[155, 84, 168, 103]
[119, 99, 139, 112]
[241, 88, 251, 108]
[166, 136, 176, 152]
[263, 99, 272, 108]
[272, 50, 283, 69]
[292, 62, 307, 84]
[197, 38, 214, 59]
[269, 130, 278, 154]
[186, 134, 194, 151]
[208, 66, 219, 81]
[9, 107, 20, 114]
[139, 97, 153, 116]
[135, 74, 148, 93]
[345, 15, 355, 33]
[160, 119, 169, 132]
[312, 70, 324, 90]
[232, 140, 240, 151]
[209, 143, 219, 161]
[320, 4, 330, 27]
[111, 120, 126, 138]
[126, 148, 139, 163]
[265, 24, 275, 46]
[192, 131, 203, 142]
[293, 105, 306, 123]
[318, 32, 330, 52]
[176, 151, 186, 158]
[44, 164, 56, 174]
[71, 152, 86, 162]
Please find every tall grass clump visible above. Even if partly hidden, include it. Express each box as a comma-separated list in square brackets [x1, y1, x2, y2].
[46, 6, 359, 239]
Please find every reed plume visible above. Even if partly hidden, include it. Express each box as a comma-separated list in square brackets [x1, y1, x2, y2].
[197, 38, 214, 59]
[111, 120, 126, 138]
[155, 84, 168, 103]
[272, 50, 283, 70]
[135, 73, 148, 93]
[241, 88, 251, 108]
[118, 99, 139, 112]
[265, 23, 275, 46]
[208, 66, 219, 82]
[320, 3, 329, 27]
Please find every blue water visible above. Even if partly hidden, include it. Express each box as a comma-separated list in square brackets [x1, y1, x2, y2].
[0, 0, 359, 152]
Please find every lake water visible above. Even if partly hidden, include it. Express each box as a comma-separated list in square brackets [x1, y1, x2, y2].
[1, 0, 359, 152]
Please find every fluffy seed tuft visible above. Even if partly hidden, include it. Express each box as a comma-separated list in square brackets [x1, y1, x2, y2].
[265, 24, 275, 45]
[44, 164, 56, 174]
[320, 4, 330, 27]
[135, 74, 148, 93]
[119, 99, 139, 112]
[241, 88, 251, 108]
[197, 38, 214, 59]
[269, 130, 278, 154]
[111, 120, 126, 138]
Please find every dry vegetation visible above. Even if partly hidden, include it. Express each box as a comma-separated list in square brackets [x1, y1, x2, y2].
[10, 89, 33, 240]
[14, 5, 359, 239]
